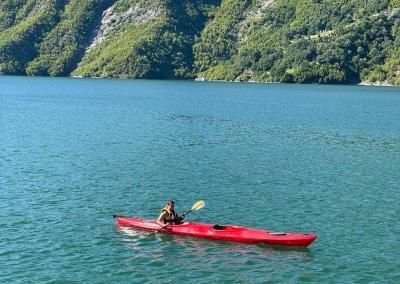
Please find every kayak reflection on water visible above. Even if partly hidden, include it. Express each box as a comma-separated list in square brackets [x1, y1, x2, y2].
[116, 225, 313, 262]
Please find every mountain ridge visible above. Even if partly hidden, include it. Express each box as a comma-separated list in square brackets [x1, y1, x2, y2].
[0, 0, 399, 85]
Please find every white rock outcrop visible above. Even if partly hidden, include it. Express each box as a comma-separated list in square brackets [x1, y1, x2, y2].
[87, 1, 163, 51]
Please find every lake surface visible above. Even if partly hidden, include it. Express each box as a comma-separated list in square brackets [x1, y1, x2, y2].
[1, 76, 399, 283]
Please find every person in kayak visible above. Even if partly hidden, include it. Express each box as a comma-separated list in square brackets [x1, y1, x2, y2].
[157, 200, 184, 226]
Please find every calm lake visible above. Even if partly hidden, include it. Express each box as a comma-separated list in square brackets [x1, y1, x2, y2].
[1, 76, 399, 283]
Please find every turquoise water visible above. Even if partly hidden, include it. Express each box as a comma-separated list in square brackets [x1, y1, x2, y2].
[1, 76, 399, 283]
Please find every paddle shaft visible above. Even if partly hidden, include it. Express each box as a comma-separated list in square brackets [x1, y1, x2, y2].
[182, 209, 192, 217]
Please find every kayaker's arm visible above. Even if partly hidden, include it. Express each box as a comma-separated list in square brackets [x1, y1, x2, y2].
[157, 211, 167, 226]
[177, 213, 185, 222]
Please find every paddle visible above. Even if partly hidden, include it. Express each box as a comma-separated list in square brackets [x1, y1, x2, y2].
[181, 200, 205, 218]
[146, 200, 205, 237]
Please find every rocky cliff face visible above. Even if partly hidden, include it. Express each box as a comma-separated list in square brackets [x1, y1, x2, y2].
[0, 0, 399, 85]
[86, 1, 164, 52]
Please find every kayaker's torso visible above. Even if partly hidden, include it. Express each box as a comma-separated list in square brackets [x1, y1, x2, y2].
[161, 207, 178, 223]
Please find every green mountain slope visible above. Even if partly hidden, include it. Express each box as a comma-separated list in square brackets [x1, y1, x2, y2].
[0, 0, 399, 85]
[196, 0, 400, 85]
[26, 0, 115, 76]
[0, 0, 62, 74]
[73, 0, 219, 79]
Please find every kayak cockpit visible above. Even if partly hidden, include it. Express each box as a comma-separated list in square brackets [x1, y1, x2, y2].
[213, 224, 225, 230]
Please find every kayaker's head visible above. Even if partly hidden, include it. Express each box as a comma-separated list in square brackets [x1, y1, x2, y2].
[166, 200, 175, 210]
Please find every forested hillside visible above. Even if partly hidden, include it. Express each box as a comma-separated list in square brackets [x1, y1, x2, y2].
[1, 0, 399, 85]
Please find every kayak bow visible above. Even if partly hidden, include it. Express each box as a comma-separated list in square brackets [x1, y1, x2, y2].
[115, 217, 317, 247]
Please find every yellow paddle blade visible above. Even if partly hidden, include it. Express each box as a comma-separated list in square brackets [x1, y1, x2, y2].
[191, 200, 205, 211]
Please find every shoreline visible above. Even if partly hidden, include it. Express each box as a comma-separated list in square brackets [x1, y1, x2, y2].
[195, 77, 397, 87]
[1, 74, 397, 88]
[357, 81, 395, 87]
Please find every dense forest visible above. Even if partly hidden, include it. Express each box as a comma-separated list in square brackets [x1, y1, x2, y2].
[1, 0, 399, 85]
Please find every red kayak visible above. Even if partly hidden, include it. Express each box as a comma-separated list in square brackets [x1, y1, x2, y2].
[116, 217, 317, 247]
